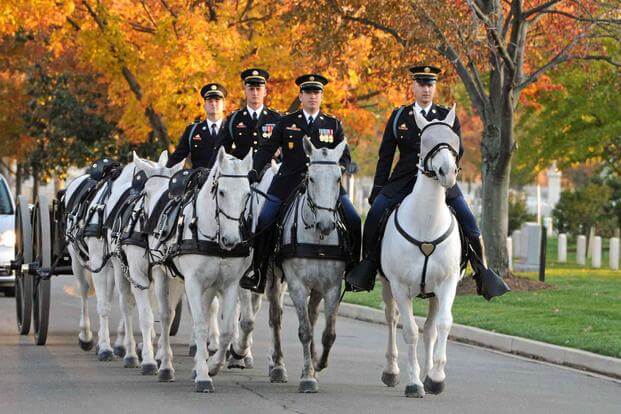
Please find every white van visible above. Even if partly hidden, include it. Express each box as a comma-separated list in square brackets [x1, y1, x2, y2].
[0, 174, 15, 297]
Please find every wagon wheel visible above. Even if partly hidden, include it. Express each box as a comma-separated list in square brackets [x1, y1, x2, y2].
[14, 195, 33, 335]
[169, 297, 183, 336]
[32, 195, 52, 346]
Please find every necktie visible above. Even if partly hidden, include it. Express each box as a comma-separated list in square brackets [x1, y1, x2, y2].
[421, 109, 427, 118]
[252, 111, 258, 122]
[211, 123, 217, 138]
[308, 116, 314, 127]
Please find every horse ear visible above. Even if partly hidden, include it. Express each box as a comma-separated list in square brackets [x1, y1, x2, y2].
[158, 150, 168, 166]
[132, 151, 139, 162]
[413, 109, 429, 130]
[134, 155, 151, 174]
[303, 136, 315, 157]
[333, 140, 347, 161]
[443, 103, 456, 127]
[216, 146, 227, 167]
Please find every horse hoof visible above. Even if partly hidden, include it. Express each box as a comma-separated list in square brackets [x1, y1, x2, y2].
[158, 368, 175, 382]
[78, 338, 94, 352]
[141, 363, 158, 376]
[227, 356, 245, 369]
[188, 345, 197, 357]
[423, 376, 445, 395]
[243, 356, 254, 370]
[381, 372, 400, 387]
[123, 356, 140, 368]
[269, 366, 288, 383]
[113, 345, 126, 358]
[191, 370, 197, 380]
[195, 380, 215, 393]
[405, 384, 425, 398]
[98, 349, 114, 362]
[298, 379, 318, 393]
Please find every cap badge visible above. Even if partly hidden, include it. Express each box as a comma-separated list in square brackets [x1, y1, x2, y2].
[211, 85, 217, 90]
[424, 67, 430, 73]
[252, 70, 258, 76]
[309, 76, 315, 81]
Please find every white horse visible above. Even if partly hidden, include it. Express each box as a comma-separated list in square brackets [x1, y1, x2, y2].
[274, 138, 348, 393]
[227, 160, 280, 370]
[166, 147, 253, 392]
[380, 105, 462, 398]
[64, 158, 131, 360]
[119, 152, 186, 376]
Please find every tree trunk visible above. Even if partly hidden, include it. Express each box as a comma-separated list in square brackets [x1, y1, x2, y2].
[15, 163, 22, 196]
[32, 170, 40, 203]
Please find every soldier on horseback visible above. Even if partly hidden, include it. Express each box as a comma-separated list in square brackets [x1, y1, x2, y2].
[239, 74, 361, 293]
[345, 65, 509, 300]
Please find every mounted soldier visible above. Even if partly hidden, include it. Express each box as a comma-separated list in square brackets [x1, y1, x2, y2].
[345, 65, 509, 300]
[166, 83, 227, 169]
[214, 68, 281, 160]
[239, 73, 361, 293]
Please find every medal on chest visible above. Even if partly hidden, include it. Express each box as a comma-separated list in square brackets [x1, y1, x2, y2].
[262, 123, 275, 138]
[319, 128, 334, 143]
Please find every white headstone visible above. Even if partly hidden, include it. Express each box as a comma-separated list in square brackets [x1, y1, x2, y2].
[609, 238, 619, 271]
[514, 223, 541, 272]
[507, 237, 513, 271]
[520, 224, 531, 263]
[544, 217, 553, 237]
[558, 233, 567, 263]
[512, 229, 521, 258]
[547, 163, 562, 208]
[587, 227, 596, 259]
[577, 235, 586, 266]
[592, 236, 602, 268]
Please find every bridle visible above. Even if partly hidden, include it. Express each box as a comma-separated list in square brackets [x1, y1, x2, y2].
[202, 171, 252, 245]
[302, 160, 342, 230]
[418, 122, 461, 179]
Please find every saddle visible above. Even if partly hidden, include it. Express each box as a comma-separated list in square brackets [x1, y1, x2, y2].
[168, 168, 208, 199]
[276, 186, 351, 265]
[86, 158, 122, 181]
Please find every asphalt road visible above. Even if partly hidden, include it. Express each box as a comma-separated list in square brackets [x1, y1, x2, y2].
[0, 280, 619, 414]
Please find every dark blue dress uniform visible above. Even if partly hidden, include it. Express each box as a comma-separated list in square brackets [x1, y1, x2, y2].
[166, 83, 226, 169]
[217, 106, 281, 159]
[214, 68, 282, 160]
[239, 73, 361, 293]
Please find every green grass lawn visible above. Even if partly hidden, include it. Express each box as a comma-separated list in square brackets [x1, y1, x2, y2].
[343, 267, 621, 358]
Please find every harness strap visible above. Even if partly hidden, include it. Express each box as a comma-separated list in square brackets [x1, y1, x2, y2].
[393, 204, 455, 296]
[392, 105, 406, 139]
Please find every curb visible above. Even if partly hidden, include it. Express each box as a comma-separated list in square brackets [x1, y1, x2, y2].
[283, 296, 621, 380]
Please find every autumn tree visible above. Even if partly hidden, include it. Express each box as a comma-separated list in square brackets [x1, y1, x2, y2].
[293, 0, 621, 274]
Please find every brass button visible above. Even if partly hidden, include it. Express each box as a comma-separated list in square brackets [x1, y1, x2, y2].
[253, 132, 257, 136]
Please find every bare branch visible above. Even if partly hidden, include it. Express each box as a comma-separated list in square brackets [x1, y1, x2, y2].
[412, 2, 489, 114]
[160, 0, 178, 18]
[328, 0, 407, 46]
[466, 0, 516, 72]
[521, 0, 563, 20]
[139, 0, 158, 29]
[516, 29, 592, 92]
[128, 21, 156, 34]
[572, 54, 621, 67]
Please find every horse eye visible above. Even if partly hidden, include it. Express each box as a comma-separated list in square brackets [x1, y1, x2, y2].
[309, 177, 314, 183]
[218, 190, 224, 197]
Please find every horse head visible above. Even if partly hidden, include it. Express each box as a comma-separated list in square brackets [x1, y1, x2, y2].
[302, 136, 346, 237]
[414, 104, 460, 189]
[208, 147, 253, 250]
[134, 150, 184, 216]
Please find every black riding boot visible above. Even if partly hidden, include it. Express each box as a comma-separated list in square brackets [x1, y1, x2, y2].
[240, 232, 271, 293]
[345, 258, 378, 292]
[469, 236, 510, 300]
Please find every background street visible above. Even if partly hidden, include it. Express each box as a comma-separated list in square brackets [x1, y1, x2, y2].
[0, 281, 619, 414]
